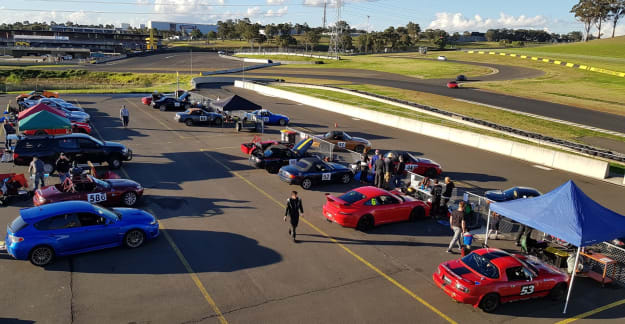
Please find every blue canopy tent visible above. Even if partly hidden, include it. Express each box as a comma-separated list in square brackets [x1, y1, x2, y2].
[484, 180, 625, 313]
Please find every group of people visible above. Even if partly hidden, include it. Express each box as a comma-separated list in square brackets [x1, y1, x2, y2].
[359, 150, 406, 189]
[416, 176, 455, 217]
[27, 153, 72, 190]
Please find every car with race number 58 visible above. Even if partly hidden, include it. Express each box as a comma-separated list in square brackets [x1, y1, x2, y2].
[279, 157, 352, 189]
[4, 201, 159, 266]
[323, 186, 431, 231]
[175, 108, 223, 126]
[250, 138, 313, 174]
[315, 130, 371, 153]
[33, 174, 144, 207]
[433, 248, 569, 313]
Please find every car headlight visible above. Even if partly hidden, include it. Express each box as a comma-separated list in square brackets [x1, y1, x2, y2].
[122, 147, 129, 153]
[136, 184, 143, 190]
[38, 195, 46, 203]
[150, 219, 158, 225]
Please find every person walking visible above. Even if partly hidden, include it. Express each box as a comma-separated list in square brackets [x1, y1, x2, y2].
[28, 156, 46, 190]
[447, 201, 467, 253]
[55, 153, 71, 183]
[120, 105, 130, 128]
[374, 152, 385, 188]
[3, 119, 15, 150]
[360, 153, 370, 184]
[442, 177, 455, 211]
[394, 155, 406, 188]
[431, 179, 443, 217]
[284, 191, 304, 242]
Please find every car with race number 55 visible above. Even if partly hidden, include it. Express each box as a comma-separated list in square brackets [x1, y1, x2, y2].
[4, 201, 159, 266]
[250, 138, 313, 174]
[315, 130, 371, 153]
[433, 248, 569, 313]
[175, 108, 223, 126]
[33, 174, 144, 207]
[384, 151, 442, 178]
[323, 186, 431, 231]
[250, 109, 289, 126]
[279, 157, 352, 189]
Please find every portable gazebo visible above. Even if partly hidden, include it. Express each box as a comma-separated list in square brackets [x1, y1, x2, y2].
[18, 103, 66, 120]
[18, 110, 71, 131]
[485, 180, 625, 313]
[209, 95, 262, 112]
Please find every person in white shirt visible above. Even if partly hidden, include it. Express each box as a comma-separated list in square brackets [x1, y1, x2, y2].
[120, 105, 130, 128]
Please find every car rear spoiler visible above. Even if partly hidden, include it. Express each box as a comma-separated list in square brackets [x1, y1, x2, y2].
[325, 193, 351, 207]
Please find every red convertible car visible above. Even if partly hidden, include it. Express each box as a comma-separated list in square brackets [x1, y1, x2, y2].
[323, 186, 431, 231]
[433, 248, 569, 313]
[383, 151, 442, 178]
[240, 139, 293, 155]
[447, 81, 459, 89]
[34, 174, 144, 207]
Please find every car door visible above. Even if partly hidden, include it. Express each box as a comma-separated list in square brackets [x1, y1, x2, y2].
[76, 212, 119, 247]
[198, 111, 210, 124]
[376, 195, 404, 224]
[57, 138, 81, 161]
[77, 138, 104, 163]
[34, 213, 86, 254]
[501, 266, 539, 301]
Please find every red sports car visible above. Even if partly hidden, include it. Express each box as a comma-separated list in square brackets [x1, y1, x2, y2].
[433, 248, 569, 313]
[142, 92, 164, 105]
[383, 151, 442, 177]
[34, 174, 144, 207]
[447, 81, 459, 89]
[323, 186, 431, 231]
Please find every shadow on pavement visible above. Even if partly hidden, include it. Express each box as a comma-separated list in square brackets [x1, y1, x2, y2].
[442, 171, 507, 183]
[297, 233, 449, 248]
[144, 195, 253, 219]
[83, 107, 148, 141]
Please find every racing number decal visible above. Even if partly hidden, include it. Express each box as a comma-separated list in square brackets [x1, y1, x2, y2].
[405, 164, 416, 170]
[322, 173, 331, 181]
[174, 102, 180, 107]
[199, 116, 208, 122]
[520, 285, 535, 295]
[263, 117, 269, 122]
[87, 192, 107, 204]
[337, 142, 346, 148]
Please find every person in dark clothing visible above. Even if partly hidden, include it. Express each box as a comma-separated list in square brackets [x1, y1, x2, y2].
[441, 177, 455, 211]
[515, 225, 533, 246]
[360, 153, 370, 184]
[374, 153, 385, 188]
[394, 155, 406, 188]
[370, 149, 380, 171]
[431, 179, 443, 217]
[55, 153, 71, 183]
[284, 191, 304, 242]
[3, 119, 15, 150]
[383, 153, 393, 188]
[447, 201, 467, 253]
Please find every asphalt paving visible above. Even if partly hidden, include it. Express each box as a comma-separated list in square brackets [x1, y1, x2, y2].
[1, 91, 625, 324]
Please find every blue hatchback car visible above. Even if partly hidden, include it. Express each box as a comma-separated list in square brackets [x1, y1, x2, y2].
[5, 201, 159, 266]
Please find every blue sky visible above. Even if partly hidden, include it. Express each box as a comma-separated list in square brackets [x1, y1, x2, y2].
[0, 0, 622, 35]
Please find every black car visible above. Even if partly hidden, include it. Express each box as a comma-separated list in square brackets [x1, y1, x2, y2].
[485, 186, 541, 202]
[174, 108, 223, 126]
[278, 157, 352, 190]
[13, 133, 132, 173]
[152, 92, 191, 111]
[249, 138, 313, 174]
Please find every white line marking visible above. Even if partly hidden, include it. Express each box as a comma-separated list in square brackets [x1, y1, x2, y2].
[352, 118, 361, 121]
[533, 165, 553, 171]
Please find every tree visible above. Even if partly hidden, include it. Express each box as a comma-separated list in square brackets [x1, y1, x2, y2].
[241, 23, 261, 49]
[207, 31, 217, 42]
[593, 0, 612, 38]
[567, 31, 584, 41]
[571, 0, 597, 41]
[406, 21, 421, 42]
[264, 24, 277, 40]
[609, 0, 625, 37]
[302, 29, 321, 51]
[433, 31, 449, 49]
[190, 29, 203, 40]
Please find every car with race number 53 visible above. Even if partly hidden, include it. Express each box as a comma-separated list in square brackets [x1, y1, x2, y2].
[250, 109, 289, 126]
[315, 130, 371, 153]
[33, 174, 144, 207]
[4, 201, 159, 266]
[250, 138, 313, 173]
[433, 248, 569, 313]
[279, 157, 352, 189]
[384, 151, 442, 178]
[323, 186, 431, 231]
[174, 108, 223, 126]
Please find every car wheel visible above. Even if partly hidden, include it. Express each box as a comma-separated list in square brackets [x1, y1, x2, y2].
[213, 118, 222, 126]
[356, 214, 374, 231]
[425, 168, 438, 178]
[29, 245, 55, 267]
[340, 173, 352, 184]
[122, 192, 138, 207]
[549, 283, 567, 301]
[479, 293, 500, 313]
[354, 145, 365, 153]
[108, 156, 122, 169]
[124, 229, 145, 248]
[267, 164, 280, 174]
[159, 106, 166, 111]
[43, 162, 55, 174]
[185, 119, 193, 126]
[279, 119, 287, 126]
[301, 178, 313, 190]
[409, 206, 425, 221]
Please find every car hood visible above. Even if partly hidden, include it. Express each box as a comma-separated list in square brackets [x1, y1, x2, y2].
[107, 178, 141, 189]
[103, 141, 127, 150]
[114, 208, 155, 224]
[37, 185, 63, 198]
[175, 112, 189, 117]
[484, 190, 506, 202]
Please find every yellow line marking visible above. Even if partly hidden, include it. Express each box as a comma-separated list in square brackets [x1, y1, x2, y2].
[579, 65, 588, 70]
[488, 51, 496, 55]
[531, 57, 539, 60]
[478, 51, 485, 54]
[554, 60, 562, 65]
[555, 298, 625, 324]
[509, 54, 517, 57]
[520, 55, 527, 59]
[566, 63, 575, 67]
[499, 52, 507, 56]
[542, 58, 551, 63]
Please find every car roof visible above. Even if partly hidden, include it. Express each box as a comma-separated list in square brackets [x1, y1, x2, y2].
[353, 186, 392, 197]
[472, 248, 523, 269]
[18, 133, 95, 141]
[20, 201, 97, 224]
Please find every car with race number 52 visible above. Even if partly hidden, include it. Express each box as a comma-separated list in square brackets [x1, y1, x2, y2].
[279, 157, 352, 189]
[315, 130, 371, 153]
[174, 108, 223, 126]
[250, 109, 289, 126]
[4, 201, 159, 266]
[323, 186, 431, 231]
[250, 138, 313, 174]
[384, 151, 442, 178]
[433, 248, 569, 313]
[33, 174, 144, 207]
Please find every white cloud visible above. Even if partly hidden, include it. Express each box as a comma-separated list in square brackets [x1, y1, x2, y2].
[153, 0, 212, 14]
[267, 0, 286, 4]
[265, 6, 288, 17]
[303, 0, 379, 8]
[247, 6, 261, 16]
[428, 12, 548, 32]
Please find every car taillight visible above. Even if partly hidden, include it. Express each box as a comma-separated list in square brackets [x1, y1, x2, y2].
[288, 174, 295, 179]
[455, 282, 470, 293]
[8, 234, 24, 243]
[13, 153, 18, 160]
[37, 194, 46, 204]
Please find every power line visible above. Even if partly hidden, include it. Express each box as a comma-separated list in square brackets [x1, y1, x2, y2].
[19, 0, 298, 7]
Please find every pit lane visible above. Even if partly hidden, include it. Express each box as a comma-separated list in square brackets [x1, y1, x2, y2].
[1, 90, 625, 324]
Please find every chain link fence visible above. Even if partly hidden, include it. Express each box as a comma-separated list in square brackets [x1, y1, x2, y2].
[285, 126, 335, 161]
[587, 242, 625, 287]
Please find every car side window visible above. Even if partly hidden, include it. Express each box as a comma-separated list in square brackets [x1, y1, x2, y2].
[58, 138, 79, 149]
[506, 266, 530, 281]
[35, 214, 81, 230]
[77, 212, 106, 227]
[77, 138, 98, 149]
[379, 195, 399, 205]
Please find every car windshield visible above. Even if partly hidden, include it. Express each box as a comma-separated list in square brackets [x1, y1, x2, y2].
[338, 190, 367, 204]
[9, 216, 28, 233]
[94, 205, 120, 221]
[88, 175, 111, 189]
[503, 188, 517, 199]
[343, 133, 352, 140]
[461, 253, 500, 279]
[295, 160, 312, 170]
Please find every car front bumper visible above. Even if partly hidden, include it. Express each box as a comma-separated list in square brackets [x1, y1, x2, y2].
[123, 149, 133, 161]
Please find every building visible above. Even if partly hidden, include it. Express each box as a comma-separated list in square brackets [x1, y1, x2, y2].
[120, 23, 131, 30]
[147, 21, 218, 34]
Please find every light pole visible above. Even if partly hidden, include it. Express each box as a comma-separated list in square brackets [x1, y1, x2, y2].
[190, 48, 193, 75]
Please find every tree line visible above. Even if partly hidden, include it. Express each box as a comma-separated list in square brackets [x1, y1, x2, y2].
[571, 0, 625, 40]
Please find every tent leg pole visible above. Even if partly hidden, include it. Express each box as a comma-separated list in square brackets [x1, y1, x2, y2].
[485, 208, 491, 246]
[563, 246, 581, 314]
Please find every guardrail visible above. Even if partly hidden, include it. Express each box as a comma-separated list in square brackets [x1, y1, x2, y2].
[234, 50, 340, 60]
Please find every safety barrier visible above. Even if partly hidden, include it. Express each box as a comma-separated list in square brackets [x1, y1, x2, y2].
[233, 51, 340, 60]
[589, 242, 625, 287]
[285, 126, 335, 161]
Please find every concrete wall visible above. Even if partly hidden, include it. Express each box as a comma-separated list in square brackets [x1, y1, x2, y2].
[234, 51, 339, 60]
[236, 80, 610, 180]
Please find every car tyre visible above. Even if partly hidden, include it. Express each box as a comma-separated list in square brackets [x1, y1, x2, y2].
[340, 173, 351, 184]
[122, 191, 138, 207]
[108, 156, 122, 169]
[185, 119, 194, 126]
[549, 283, 566, 301]
[279, 119, 287, 126]
[356, 214, 374, 231]
[409, 206, 425, 221]
[354, 145, 365, 153]
[29, 245, 55, 267]
[124, 229, 145, 248]
[267, 164, 280, 174]
[479, 293, 500, 313]
[301, 178, 313, 190]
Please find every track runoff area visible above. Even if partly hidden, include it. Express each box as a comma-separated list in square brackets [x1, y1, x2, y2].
[1, 86, 625, 323]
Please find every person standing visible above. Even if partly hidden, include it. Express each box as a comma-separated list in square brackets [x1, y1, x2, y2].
[442, 177, 455, 211]
[447, 201, 466, 253]
[3, 119, 15, 150]
[431, 179, 443, 217]
[374, 152, 385, 188]
[28, 156, 46, 190]
[394, 155, 406, 188]
[370, 149, 380, 171]
[55, 153, 71, 183]
[284, 191, 304, 242]
[360, 153, 370, 184]
[515, 225, 534, 247]
[383, 153, 393, 189]
[120, 105, 130, 128]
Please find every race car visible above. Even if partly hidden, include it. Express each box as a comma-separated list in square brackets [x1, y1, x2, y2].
[152, 92, 191, 111]
[142, 92, 163, 105]
[383, 151, 442, 177]
[16, 90, 59, 101]
[323, 186, 430, 231]
[433, 248, 569, 313]
[456, 75, 467, 81]
[240, 139, 293, 155]
[33, 174, 143, 207]
[250, 109, 289, 126]
[485, 187, 541, 202]
[279, 157, 352, 189]
[174, 108, 223, 126]
[315, 130, 371, 153]
[249, 138, 313, 174]
[447, 81, 459, 89]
